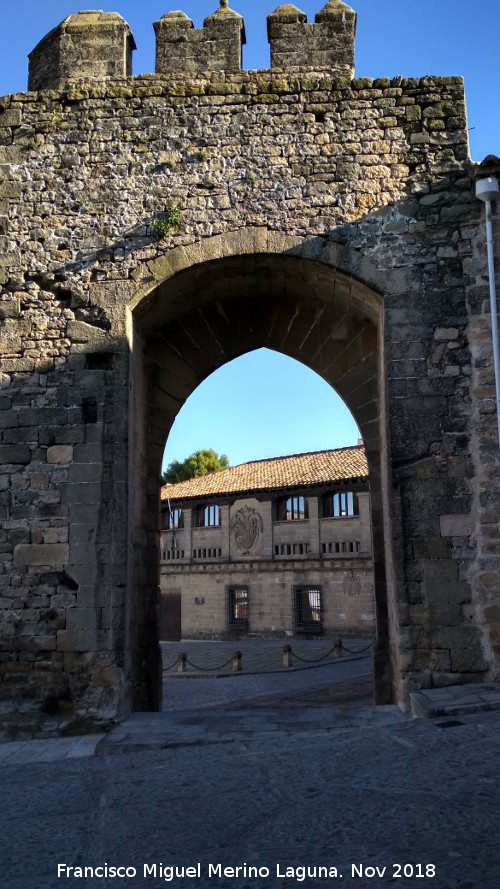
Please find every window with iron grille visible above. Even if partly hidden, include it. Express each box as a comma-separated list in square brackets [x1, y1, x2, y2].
[323, 491, 359, 518]
[293, 585, 323, 634]
[227, 585, 249, 631]
[276, 495, 308, 521]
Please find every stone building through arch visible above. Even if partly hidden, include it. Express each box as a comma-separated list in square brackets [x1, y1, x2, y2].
[127, 242, 396, 710]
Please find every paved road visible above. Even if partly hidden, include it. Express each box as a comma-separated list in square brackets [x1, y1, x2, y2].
[162, 653, 372, 711]
[2, 640, 500, 889]
[2, 707, 500, 888]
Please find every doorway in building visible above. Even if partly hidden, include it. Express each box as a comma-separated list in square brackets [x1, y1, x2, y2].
[159, 590, 181, 641]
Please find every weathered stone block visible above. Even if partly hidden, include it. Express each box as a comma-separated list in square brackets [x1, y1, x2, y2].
[450, 639, 488, 673]
[0, 444, 31, 464]
[68, 463, 102, 484]
[440, 513, 474, 537]
[26, 635, 58, 652]
[13, 544, 69, 567]
[0, 109, 21, 129]
[413, 538, 452, 560]
[0, 297, 20, 319]
[46, 445, 73, 464]
[56, 629, 97, 653]
[38, 426, 85, 446]
[66, 321, 109, 344]
[424, 580, 472, 605]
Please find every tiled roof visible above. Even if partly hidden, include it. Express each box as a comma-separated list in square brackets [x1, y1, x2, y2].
[161, 445, 368, 503]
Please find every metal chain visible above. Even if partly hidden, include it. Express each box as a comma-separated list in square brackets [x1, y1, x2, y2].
[163, 640, 374, 672]
[291, 639, 374, 662]
[290, 645, 337, 663]
[341, 640, 374, 654]
[185, 655, 234, 672]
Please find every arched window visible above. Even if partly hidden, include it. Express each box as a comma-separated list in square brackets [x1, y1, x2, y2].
[276, 496, 308, 521]
[323, 491, 359, 518]
[195, 503, 220, 527]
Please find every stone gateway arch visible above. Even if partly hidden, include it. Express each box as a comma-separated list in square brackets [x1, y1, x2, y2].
[0, 2, 499, 736]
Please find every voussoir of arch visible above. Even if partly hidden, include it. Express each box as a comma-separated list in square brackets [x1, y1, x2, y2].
[127, 226, 388, 318]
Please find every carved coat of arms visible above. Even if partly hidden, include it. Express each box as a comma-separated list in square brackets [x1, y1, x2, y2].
[230, 506, 262, 556]
[342, 570, 361, 597]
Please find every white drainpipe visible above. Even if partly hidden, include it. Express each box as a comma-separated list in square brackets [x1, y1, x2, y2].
[476, 175, 500, 447]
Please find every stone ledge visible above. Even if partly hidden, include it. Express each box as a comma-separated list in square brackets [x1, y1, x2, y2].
[410, 682, 500, 720]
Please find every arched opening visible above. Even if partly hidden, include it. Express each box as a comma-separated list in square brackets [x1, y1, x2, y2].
[159, 348, 372, 665]
[127, 250, 392, 712]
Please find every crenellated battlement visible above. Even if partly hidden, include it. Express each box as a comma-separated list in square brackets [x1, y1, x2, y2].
[268, 1, 356, 75]
[27, 1, 356, 90]
[28, 10, 136, 92]
[154, 2, 246, 74]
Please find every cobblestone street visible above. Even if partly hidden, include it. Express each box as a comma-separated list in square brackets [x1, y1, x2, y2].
[2, 705, 500, 889]
[2, 641, 500, 888]
[161, 638, 374, 711]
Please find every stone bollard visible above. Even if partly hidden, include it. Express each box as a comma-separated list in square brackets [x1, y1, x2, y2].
[333, 637, 343, 658]
[177, 652, 187, 673]
[232, 650, 242, 673]
[282, 644, 293, 668]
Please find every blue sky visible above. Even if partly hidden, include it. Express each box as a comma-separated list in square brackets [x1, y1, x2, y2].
[1, 2, 498, 469]
[164, 349, 360, 467]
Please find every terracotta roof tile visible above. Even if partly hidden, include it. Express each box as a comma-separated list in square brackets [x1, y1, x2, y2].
[161, 445, 368, 502]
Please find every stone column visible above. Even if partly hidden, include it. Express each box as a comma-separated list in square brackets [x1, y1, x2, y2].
[308, 496, 321, 557]
[185, 507, 193, 561]
[220, 504, 231, 559]
[358, 492, 372, 553]
[260, 500, 274, 558]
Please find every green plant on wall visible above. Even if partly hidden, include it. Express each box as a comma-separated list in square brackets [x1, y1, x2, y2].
[150, 203, 182, 241]
[49, 109, 63, 128]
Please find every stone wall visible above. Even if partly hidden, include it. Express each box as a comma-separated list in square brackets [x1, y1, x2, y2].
[0, 4, 499, 736]
[161, 560, 375, 639]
